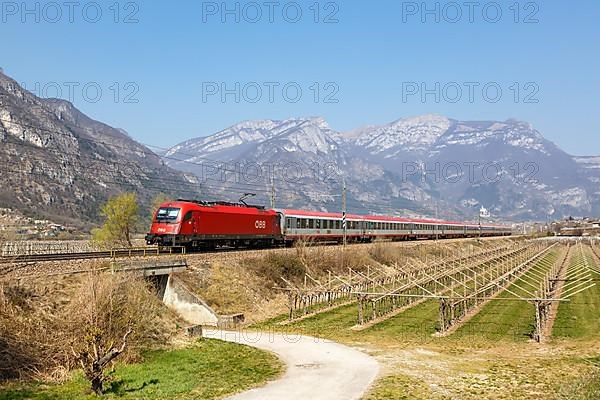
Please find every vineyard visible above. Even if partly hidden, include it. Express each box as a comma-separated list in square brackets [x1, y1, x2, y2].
[255, 237, 600, 398]
[271, 238, 599, 343]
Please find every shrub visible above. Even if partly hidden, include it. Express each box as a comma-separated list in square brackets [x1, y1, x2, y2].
[0, 271, 171, 393]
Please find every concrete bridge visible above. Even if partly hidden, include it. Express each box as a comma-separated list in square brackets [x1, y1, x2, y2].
[117, 258, 243, 330]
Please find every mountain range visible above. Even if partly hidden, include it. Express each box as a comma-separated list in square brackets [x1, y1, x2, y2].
[163, 115, 599, 222]
[0, 71, 199, 227]
[1, 69, 597, 225]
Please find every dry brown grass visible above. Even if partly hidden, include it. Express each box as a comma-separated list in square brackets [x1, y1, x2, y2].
[180, 238, 512, 324]
[0, 268, 174, 384]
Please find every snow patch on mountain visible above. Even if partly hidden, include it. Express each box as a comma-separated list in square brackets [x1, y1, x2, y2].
[356, 114, 451, 153]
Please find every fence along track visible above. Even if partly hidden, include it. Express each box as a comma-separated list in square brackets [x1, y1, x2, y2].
[0, 247, 186, 272]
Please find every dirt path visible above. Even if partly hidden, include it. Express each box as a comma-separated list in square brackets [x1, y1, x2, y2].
[203, 329, 380, 400]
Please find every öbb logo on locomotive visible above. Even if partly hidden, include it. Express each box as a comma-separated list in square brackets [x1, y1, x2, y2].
[145, 200, 511, 250]
[255, 220, 267, 229]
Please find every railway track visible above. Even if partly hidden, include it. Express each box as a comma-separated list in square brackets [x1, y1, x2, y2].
[0, 247, 186, 264]
[0, 236, 515, 266]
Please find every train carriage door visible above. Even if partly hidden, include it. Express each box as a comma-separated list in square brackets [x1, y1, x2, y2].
[275, 213, 284, 235]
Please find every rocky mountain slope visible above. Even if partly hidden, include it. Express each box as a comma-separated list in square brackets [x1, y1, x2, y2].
[164, 115, 599, 221]
[0, 72, 199, 227]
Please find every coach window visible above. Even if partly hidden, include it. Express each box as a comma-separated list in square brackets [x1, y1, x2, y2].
[315, 220, 320, 229]
[308, 219, 314, 229]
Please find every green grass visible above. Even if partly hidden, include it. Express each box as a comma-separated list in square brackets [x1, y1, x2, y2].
[554, 248, 600, 339]
[254, 251, 563, 345]
[362, 374, 438, 400]
[253, 244, 600, 400]
[452, 250, 559, 341]
[0, 339, 283, 400]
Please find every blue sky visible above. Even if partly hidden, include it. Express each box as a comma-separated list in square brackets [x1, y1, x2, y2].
[1, 0, 599, 154]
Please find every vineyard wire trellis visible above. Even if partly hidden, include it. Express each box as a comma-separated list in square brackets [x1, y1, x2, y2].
[277, 240, 521, 323]
[532, 243, 572, 342]
[277, 265, 409, 322]
[353, 242, 535, 328]
[436, 242, 558, 337]
[278, 243, 470, 321]
[355, 240, 599, 343]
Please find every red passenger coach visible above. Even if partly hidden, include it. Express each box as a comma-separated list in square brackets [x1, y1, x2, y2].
[146, 200, 281, 249]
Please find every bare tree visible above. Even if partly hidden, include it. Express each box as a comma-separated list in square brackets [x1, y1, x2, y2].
[71, 328, 133, 395]
[66, 272, 165, 395]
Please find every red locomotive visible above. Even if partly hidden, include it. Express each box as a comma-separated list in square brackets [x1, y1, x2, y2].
[146, 200, 281, 249]
[146, 199, 512, 250]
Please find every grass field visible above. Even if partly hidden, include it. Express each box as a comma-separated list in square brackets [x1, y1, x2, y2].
[252, 243, 600, 399]
[0, 339, 283, 400]
[451, 249, 559, 341]
[553, 246, 600, 339]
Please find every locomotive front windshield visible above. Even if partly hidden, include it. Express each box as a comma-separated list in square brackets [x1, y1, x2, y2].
[155, 207, 181, 222]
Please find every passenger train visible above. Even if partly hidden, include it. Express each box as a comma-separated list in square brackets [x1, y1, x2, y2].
[145, 200, 512, 250]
